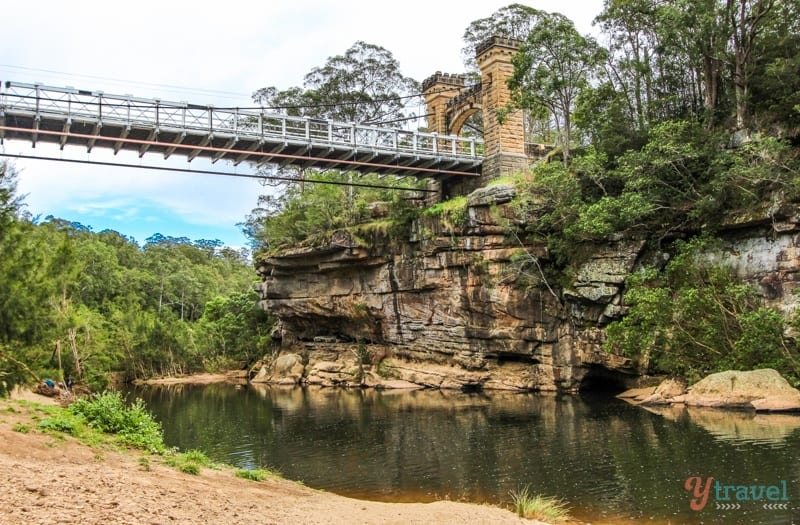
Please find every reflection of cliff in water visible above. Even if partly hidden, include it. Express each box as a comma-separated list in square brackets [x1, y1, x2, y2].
[128, 383, 800, 525]
[641, 404, 800, 445]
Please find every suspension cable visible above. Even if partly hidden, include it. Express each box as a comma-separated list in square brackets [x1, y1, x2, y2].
[0, 152, 437, 192]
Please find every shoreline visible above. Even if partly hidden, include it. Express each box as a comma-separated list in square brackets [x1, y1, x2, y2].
[136, 371, 249, 385]
[0, 393, 546, 524]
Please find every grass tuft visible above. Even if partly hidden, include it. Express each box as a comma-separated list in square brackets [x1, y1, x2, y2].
[12, 422, 30, 433]
[164, 449, 212, 475]
[509, 485, 571, 523]
[235, 468, 278, 482]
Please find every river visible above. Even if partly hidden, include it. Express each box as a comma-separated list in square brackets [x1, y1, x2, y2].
[125, 383, 800, 524]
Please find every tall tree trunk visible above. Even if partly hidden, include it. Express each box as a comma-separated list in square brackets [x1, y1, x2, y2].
[728, 0, 775, 129]
[562, 111, 571, 167]
[67, 328, 82, 378]
[702, 54, 720, 111]
[55, 340, 63, 374]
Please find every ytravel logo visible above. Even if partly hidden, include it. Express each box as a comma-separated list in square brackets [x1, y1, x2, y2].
[684, 476, 791, 511]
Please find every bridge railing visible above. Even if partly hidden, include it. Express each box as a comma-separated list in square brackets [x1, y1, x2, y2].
[1, 81, 483, 160]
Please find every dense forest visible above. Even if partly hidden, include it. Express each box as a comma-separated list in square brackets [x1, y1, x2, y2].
[0, 161, 271, 394]
[2, 1, 799, 393]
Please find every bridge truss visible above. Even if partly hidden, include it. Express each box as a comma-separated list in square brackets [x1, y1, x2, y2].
[0, 81, 483, 180]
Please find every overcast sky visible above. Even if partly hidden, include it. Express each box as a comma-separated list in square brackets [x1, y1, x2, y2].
[1, 0, 603, 248]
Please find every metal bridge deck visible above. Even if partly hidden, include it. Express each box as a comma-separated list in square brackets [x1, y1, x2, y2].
[0, 81, 483, 179]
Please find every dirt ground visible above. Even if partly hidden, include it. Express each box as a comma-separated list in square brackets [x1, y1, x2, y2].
[0, 392, 541, 525]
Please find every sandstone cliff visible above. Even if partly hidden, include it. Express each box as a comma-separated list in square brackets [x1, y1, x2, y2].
[254, 185, 800, 392]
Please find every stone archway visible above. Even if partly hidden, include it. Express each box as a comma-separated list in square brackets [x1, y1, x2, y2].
[446, 84, 482, 137]
[448, 107, 480, 137]
[422, 36, 529, 182]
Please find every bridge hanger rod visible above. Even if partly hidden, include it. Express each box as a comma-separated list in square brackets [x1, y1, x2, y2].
[0, 125, 481, 178]
[0, 152, 437, 193]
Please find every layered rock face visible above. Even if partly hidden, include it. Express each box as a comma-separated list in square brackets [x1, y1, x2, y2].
[255, 186, 800, 392]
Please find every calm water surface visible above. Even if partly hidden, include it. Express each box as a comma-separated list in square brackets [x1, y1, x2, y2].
[126, 383, 800, 524]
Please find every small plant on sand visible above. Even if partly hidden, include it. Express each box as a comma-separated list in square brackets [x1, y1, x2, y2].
[179, 463, 200, 475]
[12, 423, 30, 433]
[510, 485, 571, 523]
[235, 468, 278, 482]
[165, 449, 211, 475]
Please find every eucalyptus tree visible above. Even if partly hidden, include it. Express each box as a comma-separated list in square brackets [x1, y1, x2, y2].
[726, 0, 776, 129]
[595, 0, 785, 131]
[460, 3, 543, 72]
[253, 41, 419, 125]
[460, 4, 551, 141]
[508, 13, 605, 165]
[748, 0, 800, 131]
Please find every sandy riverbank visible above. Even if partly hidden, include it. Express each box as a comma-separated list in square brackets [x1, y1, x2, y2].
[137, 371, 249, 385]
[0, 392, 542, 525]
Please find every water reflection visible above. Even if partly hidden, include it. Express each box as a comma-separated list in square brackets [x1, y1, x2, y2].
[126, 384, 800, 525]
[642, 403, 800, 446]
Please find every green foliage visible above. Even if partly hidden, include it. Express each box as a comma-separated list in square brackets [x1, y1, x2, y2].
[195, 291, 272, 368]
[12, 423, 30, 433]
[574, 83, 646, 160]
[165, 449, 212, 475]
[254, 41, 418, 124]
[508, 11, 605, 164]
[0, 168, 266, 391]
[178, 463, 200, 475]
[605, 237, 800, 384]
[70, 391, 165, 452]
[506, 122, 799, 276]
[38, 412, 85, 436]
[242, 172, 424, 255]
[509, 485, 571, 523]
[566, 192, 654, 238]
[235, 468, 277, 482]
[355, 342, 372, 365]
[422, 196, 468, 229]
[460, 4, 543, 72]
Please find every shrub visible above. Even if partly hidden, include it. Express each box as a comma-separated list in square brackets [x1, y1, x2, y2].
[605, 237, 800, 384]
[70, 391, 165, 452]
[37, 412, 85, 436]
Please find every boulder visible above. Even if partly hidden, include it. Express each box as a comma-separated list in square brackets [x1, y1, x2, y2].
[466, 184, 516, 207]
[616, 386, 656, 402]
[374, 379, 425, 390]
[309, 361, 344, 373]
[638, 377, 688, 405]
[271, 353, 306, 385]
[683, 369, 800, 412]
[250, 365, 270, 383]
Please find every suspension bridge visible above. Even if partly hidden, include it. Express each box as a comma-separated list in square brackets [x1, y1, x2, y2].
[0, 81, 484, 180]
